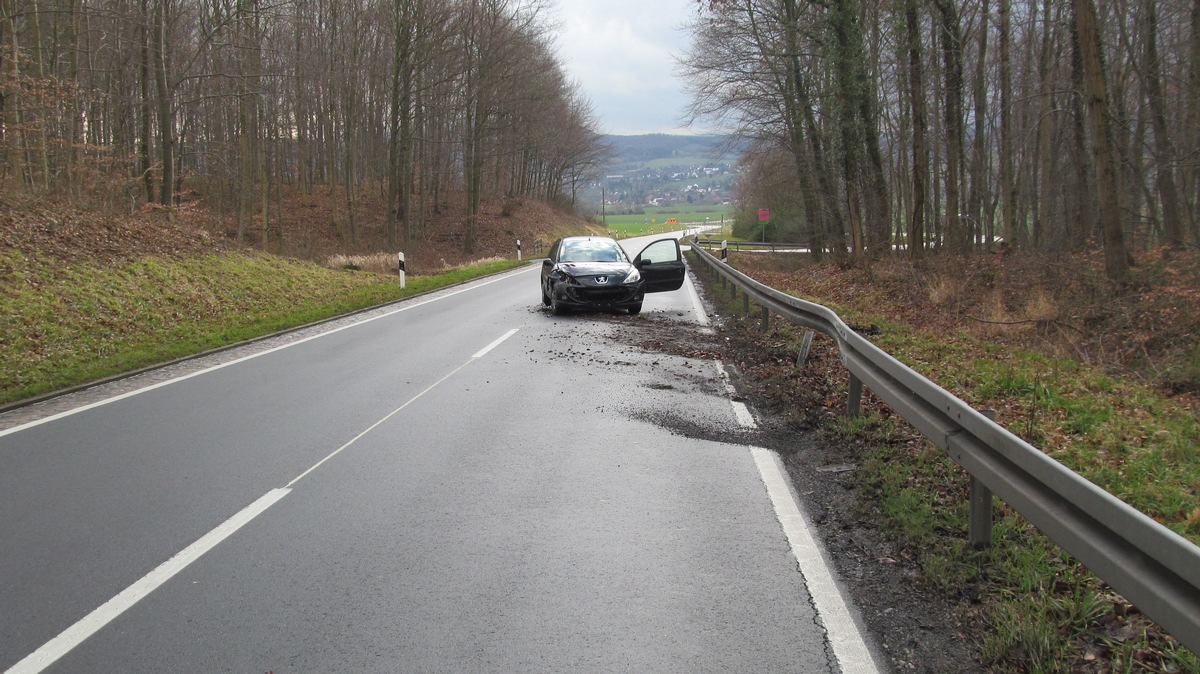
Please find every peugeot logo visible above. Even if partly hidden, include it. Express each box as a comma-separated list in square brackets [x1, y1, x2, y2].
[596, 276, 608, 284]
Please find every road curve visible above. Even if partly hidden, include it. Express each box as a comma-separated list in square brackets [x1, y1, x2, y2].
[1, 255, 880, 673]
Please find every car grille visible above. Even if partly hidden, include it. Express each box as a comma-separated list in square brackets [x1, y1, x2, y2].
[567, 286, 637, 303]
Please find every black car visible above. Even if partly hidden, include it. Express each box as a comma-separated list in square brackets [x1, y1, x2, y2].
[540, 236, 686, 315]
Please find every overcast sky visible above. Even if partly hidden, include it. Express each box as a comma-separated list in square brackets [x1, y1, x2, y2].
[550, 0, 703, 136]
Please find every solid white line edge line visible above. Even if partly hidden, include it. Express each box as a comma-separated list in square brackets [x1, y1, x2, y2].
[750, 448, 882, 674]
[5, 488, 291, 674]
[0, 269, 533, 439]
[712, 354, 880, 673]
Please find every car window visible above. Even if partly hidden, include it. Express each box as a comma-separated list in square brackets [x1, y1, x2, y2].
[560, 239, 625, 263]
[638, 239, 678, 264]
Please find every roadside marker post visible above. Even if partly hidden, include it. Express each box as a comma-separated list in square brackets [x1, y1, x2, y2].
[398, 252, 406, 289]
[517, 239, 522, 261]
[720, 240, 728, 262]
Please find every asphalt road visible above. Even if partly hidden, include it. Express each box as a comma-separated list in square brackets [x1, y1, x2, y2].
[1, 236, 881, 673]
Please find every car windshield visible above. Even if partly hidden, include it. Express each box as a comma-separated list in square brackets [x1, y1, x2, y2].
[559, 239, 627, 263]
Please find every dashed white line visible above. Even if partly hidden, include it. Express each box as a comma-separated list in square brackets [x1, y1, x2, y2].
[5, 328, 521, 673]
[472, 328, 519, 359]
[6, 488, 291, 674]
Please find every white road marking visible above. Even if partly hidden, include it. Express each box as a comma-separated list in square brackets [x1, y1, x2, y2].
[0, 269, 534, 439]
[6, 328, 520, 672]
[751, 447, 881, 674]
[711, 357, 879, 673]
[287, 328, 518, 489]
[684, 274, 711, 327]
[731, 401, 756, 429]
[5, 488, 291, 674]
[713, 360, 757, 429]
[472, 328, 519, 359]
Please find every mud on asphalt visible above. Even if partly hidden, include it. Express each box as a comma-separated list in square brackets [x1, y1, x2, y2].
[595, 275, 984, 674]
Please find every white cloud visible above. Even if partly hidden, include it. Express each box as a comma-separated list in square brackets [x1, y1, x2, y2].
[551, 0, 701, 135]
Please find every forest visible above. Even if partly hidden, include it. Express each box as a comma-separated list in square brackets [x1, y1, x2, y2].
[682, 0, 1198, 281]
[3, 0, 1197, 281]
[0, 0, 609, 253]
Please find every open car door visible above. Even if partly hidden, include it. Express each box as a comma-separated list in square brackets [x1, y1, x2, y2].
[633, 238, 686, 293]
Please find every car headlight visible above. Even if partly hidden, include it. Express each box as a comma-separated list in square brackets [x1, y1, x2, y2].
[556, 269, 581, 285]
[623, 267, 642, 284]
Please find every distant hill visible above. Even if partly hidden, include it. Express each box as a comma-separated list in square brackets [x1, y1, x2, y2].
[602, 134, 741, 171]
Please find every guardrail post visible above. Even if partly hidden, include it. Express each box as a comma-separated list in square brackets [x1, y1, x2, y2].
[796, 330, 814, 366]
[761, 306, 769, 330]
[970, 410, 997, 549]
[743, 293, 750, 314]
[846, 374, 863, 417]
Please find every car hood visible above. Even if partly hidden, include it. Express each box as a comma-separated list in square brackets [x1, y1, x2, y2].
[556, 261, 631, 277]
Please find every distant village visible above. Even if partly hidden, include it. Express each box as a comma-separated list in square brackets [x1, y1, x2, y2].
[593, 164, 737, 213]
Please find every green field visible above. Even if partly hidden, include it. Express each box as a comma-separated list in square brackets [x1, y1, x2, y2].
[599, 204, 736, 237]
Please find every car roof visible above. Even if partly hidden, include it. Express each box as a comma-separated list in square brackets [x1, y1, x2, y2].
[560, 236, 616, 244]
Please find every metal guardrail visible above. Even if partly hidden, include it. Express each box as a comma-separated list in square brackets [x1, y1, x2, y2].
[694, 238, 809, 253]
[687, 242, 1200, 654]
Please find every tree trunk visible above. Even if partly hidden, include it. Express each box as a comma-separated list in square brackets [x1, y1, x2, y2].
[783, 0, 828, 258]
[1188, 0, 1200, 242]
[139, 0, 152, 203]
[28, 0, 49, 190]
[1141, 0, 1185, 248]
[935, 0, 964, 252]
[905, 0, 927, 257]
[1070, 19, 1095, 250]
[968, 0, 990, 247]
[385, 8, 402, 250]
[1035, 0, 1054, 248]
[152, 0, 173, 207]
[999, 0, 1018, 248]
[829, 0, 867, 256]
[1073, 0, 1129, 281]
[66, 0, 82, 195]
[2, 0, 23, 188]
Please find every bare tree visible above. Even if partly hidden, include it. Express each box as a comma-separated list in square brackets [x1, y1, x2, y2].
[1141, 0, 1186, 248]
[904, 0, 928, 257]
[2, 0, 24, 187]
[1073, 0, 1130, 280]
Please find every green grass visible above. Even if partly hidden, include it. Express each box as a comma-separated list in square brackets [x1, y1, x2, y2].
[836, 322, 1200, 671]
[600, 204, 734, 237]
[0, 250, 523, 406]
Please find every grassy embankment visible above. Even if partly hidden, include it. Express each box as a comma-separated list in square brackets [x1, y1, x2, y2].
[1, 250, 523, 406]
[691, 250, 1200, 673]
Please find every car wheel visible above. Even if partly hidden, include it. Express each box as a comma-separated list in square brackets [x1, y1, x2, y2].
[541, 283, 551, 306]
[628, 303, 642, 315]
